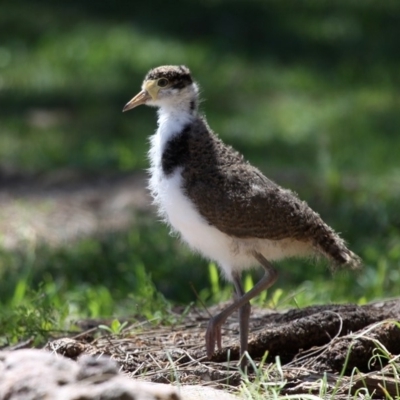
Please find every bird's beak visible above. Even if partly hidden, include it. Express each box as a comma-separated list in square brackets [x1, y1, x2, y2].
[123, 80, 158, 112]
[123, 90, 151, 112]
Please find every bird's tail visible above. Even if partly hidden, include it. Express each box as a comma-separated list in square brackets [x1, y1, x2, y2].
[312, 222, 361, 270]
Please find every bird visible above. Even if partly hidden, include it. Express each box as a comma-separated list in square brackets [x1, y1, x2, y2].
[123, 65, 361, 368]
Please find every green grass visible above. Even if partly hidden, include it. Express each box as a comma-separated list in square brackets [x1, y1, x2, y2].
[0, 209, 398, 346]
[0, 0, 399, 347]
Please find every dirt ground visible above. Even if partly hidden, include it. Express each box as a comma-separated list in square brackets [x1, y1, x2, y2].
[0, 170, 150, 248]
[41, 299, 400, 399]
[2, 170, 400, 398]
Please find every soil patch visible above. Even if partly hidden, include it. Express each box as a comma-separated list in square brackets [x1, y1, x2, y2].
[0, 170, 150, 248]
[43, 299, 400, 398]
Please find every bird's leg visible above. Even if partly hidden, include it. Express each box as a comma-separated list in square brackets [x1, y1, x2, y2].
[206, 252, 278, 364]
[232, 273, 251, 370]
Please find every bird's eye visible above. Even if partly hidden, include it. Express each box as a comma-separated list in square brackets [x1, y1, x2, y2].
[157, 78, 169, 88]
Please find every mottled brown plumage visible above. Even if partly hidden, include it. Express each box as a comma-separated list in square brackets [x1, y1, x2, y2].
[162, 116, 360, 268]
[124, 65, 361, 369]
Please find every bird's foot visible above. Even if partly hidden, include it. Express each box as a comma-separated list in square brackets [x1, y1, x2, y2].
[205, 318, 222, 358]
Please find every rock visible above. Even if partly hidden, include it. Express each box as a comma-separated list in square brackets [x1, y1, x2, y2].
[0, 349, 179, 400]
[0, 349, 239, 400]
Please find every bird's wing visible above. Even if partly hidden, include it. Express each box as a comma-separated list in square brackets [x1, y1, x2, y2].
[181, 123, 321, 241]
[185, 163, 320, 240]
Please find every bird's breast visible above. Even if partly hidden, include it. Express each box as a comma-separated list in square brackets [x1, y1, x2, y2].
[149, 165, 249, 278]
[161, 125, 190, 176]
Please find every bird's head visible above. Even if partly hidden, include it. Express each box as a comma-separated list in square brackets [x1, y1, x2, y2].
[123, 65, 198, 112]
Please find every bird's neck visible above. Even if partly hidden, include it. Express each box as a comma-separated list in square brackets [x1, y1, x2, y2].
[156, 98, 197, 142]
[156, 82, 200, 127]
[157, 96, 198, 119]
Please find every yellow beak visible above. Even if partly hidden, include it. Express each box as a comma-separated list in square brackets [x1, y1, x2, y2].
[123, 80, 159, 112]
[123, 90, 151, 112]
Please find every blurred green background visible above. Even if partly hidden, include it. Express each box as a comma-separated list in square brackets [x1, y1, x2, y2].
[0, 0, 399, 342]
